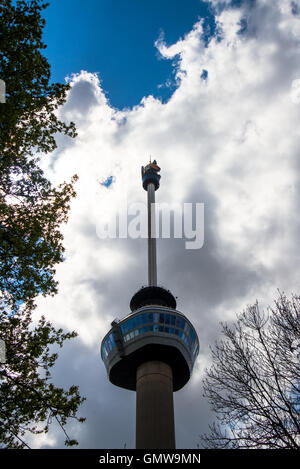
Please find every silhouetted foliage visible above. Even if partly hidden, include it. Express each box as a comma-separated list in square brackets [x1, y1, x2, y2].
[0, 0, 85, 448]
[200, 293, 300, 448]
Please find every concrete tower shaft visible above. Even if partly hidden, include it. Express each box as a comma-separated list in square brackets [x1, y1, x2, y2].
[136, 361, 175, 449]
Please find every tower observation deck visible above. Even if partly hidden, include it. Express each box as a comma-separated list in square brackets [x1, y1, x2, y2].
[100, 161, 199, 449]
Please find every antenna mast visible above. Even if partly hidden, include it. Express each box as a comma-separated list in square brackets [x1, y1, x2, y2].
[141, 160, 161, 286]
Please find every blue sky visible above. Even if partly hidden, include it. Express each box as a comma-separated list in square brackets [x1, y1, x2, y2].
[43, 0, 215, 109]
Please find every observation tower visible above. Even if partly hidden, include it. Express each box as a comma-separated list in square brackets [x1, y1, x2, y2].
[101, 161, 199, 449]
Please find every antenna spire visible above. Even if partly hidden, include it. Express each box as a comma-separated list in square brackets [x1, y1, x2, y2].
[141, 159, 161, 286]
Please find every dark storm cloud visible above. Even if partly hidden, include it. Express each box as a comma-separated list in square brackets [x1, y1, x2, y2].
[38, 338, 135, 449]
[39, 174, 266, 448]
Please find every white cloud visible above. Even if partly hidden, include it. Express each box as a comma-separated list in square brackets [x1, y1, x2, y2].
[290, 78, 300, 103]
[33, 0, 300, 448]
